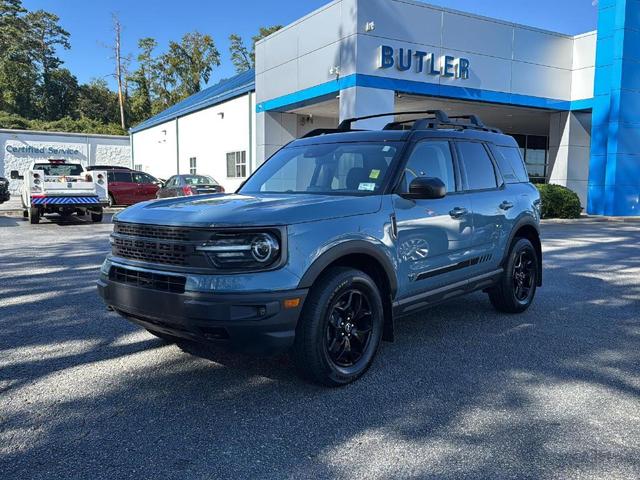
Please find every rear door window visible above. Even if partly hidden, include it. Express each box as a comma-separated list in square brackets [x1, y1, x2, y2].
[113, 171, 132, 183]
[492, 145, 529, 183]
[456, 142, 498, 191]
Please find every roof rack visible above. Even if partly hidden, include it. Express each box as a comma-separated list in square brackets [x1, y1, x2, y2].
[338, 110, 450, 131]
[302, 110, 501, 138]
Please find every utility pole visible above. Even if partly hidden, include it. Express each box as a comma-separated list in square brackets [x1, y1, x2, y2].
[112, 14, 126, 131]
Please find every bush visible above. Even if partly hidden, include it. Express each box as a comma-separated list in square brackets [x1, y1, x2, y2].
[536, 184, 582, 219]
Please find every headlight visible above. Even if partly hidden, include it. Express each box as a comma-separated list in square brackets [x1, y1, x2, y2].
[197, 231, 281, 270]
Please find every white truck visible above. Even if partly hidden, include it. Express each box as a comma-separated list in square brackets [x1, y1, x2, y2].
[11, 159, 109, 224]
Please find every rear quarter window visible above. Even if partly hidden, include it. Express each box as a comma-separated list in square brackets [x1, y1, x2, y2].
[492, 145, 529, 183]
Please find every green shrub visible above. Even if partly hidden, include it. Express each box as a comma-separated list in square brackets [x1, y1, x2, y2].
[536, 184, 582, 219]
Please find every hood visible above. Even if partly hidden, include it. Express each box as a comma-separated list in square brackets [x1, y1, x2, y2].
[114, 193, 382, 227]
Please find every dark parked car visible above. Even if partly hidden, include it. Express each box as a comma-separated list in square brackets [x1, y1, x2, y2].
[0, 176, 10, 204]
[156, 174, 224, 199]
[106, 170, 162, 207]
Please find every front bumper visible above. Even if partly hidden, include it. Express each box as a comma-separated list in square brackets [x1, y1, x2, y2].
[97, 268, 308, 355]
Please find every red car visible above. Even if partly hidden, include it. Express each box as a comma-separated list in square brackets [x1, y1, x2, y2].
[104, 168, 161, 207]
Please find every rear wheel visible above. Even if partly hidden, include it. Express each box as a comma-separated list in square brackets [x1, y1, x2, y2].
[107, 193, 115, 208]
[292, 267, 384, 386]
[28, 207, 40, 224]
[488, 238, 538, 313]
[91, 208, 103, 223]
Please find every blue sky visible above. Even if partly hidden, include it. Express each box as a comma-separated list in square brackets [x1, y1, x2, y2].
[22, 0, 599, 89]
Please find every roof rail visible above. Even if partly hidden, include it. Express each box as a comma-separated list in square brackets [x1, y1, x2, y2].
[301, 110, 501, 138]
[337, 110, 450, 131]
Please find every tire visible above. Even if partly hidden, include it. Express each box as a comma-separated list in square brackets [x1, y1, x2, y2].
[292, 267, 384, 387]
[91, 208, 103, 223]
[488, 238, 538, 313]
[22, 210, 28, 218]
[28, 207, 40, 224]
[108, 193, 115, 208]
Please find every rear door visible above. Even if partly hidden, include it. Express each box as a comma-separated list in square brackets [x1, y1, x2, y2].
[454, 140, 507, 274]
[393, 139, 474, 298]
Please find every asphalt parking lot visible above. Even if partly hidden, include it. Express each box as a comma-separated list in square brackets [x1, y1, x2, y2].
[0, 213, 639, 480]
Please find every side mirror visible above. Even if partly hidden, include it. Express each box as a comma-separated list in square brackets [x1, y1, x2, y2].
[406, 177, 446, 200]
[10, 170, 23, 180]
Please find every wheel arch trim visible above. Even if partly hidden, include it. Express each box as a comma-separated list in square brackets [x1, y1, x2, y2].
[297, 240, 398, 298]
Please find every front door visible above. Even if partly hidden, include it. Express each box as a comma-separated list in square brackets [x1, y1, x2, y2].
[393, 139, 474, 299]
[133, 172, 160, 202]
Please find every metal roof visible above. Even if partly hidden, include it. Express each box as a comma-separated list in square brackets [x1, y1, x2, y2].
[130, 68, 255, 134]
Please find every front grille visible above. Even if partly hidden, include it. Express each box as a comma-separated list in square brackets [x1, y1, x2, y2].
[114, 222, 190, 241]
[112, 236, 189, 266]
[110, 266, 186, 293]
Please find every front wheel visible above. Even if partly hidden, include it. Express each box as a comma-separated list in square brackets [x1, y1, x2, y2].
[488, 238, 538, 313]
[292, 267, 384, 387]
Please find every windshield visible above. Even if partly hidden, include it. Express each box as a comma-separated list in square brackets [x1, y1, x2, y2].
[239, 142, 402, 195]
[183, 175, 218, 185]
[34, 163, 84, 176]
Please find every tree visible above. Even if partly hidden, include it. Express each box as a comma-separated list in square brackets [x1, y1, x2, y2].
[110, 14, 128, 130]
[229, 33, 250, 73]
[24, 9, 71, 120]
[0, 0, 37, 116]
[76, 78, 120, 124]
[164, 31, 220, 97]
[128, 37, 156, 123]
[228, 25, 282, 73]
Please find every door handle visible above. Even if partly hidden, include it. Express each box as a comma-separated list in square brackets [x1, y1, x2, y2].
[449, 207, 468, 218]
[499, 201, 514, 211]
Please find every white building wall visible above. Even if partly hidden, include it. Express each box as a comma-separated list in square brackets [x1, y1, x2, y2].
[131, 92, 256, 193]
[177, 93, 254, 193]
[130, 120, 178, 180]
[571, 31, 597, 101]
[0, 129, 130, 194]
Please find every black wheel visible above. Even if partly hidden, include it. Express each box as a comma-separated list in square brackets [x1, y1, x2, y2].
[22, 210, 28, 218]
[108, 193, 115, 208]
[28, 207, 40, 224]
[91, 208, 103, 223]
[145, 328, 179, 343]
[488, 238, 538, 313]
[292, 267, 384, 386]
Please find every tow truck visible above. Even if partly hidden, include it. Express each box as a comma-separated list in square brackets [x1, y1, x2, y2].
[11, 159, 109, 224]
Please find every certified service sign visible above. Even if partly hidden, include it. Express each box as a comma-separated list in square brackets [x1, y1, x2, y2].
[378, 45, 470, 80]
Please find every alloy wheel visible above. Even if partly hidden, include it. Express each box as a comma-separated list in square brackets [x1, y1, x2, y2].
[325, 289, 374, 368]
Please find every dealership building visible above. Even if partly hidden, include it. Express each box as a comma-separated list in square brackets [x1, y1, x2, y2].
[1, 129, 131, 194]
[130, 0, 639, 216]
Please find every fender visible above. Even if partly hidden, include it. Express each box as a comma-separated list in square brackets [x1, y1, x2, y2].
[297, 239, 398, 298]
[502, 214, 543, 286]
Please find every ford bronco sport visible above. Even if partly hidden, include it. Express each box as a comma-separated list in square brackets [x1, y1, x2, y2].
[98, 111, 542, 386]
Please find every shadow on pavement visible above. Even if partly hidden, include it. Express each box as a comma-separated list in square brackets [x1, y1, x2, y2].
[0, 222, 638, 479]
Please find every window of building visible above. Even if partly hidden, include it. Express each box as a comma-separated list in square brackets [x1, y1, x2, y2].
[511, 134, 548, 184]
[456, 141, 498, 191]
[226, 151, 247, 178]
[134, 164, 143, 171]
[189, 157, 197, 175]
